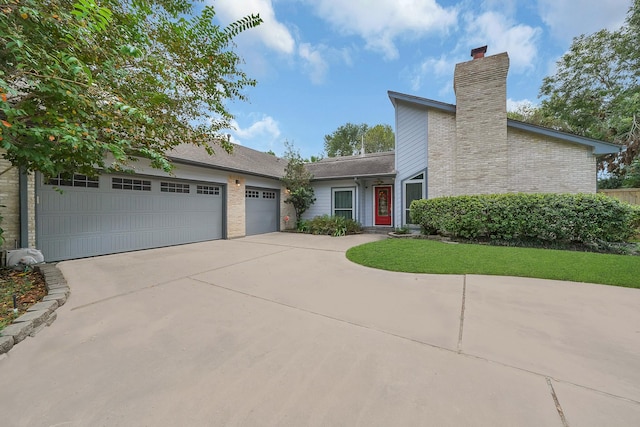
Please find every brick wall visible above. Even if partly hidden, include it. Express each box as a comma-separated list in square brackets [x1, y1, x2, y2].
[453, 52, 510, 195]
[280, 188, 295, 230]
[0, 156, 20, 250]
[427, 110, 456, 198]
[227, 175, 245, 238]
[508, 129, 596, 193]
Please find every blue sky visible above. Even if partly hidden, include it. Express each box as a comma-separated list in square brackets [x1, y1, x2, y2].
[210, 0, 632, 159]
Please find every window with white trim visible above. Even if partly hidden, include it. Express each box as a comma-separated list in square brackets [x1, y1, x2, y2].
[404, 173, 425, 224]
[332, 188, 355, 220]
[262, 191, 276, 199]
[245, 190, 260, 198]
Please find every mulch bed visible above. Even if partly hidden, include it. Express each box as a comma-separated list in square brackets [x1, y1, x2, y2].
[0, 268, 47, 331]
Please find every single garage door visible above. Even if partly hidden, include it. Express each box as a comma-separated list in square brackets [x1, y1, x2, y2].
[245, 187, 279, 236]
[37, 173, 224, 261]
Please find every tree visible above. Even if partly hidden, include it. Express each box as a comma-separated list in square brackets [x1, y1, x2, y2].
[324, 123, 366, 157]
[305, 154, 324, 163]
[323, 122, 394, 157]
[0, 0, 262, 177]
[282, 141, 315, 228]
[539, 0, 640, 177]
[364, 124, 395, 153]
[507, 104, 568, 130]
[622, 159, 640, 188]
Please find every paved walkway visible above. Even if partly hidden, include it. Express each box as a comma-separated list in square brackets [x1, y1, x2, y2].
[1, 233, 639, 426]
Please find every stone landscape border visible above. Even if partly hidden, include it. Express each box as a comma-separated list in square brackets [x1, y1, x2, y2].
[0, 264, 69, 355]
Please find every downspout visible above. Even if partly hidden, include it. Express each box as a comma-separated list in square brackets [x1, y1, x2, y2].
[19, 167, 28, 248]
[354, 177, 362, 224]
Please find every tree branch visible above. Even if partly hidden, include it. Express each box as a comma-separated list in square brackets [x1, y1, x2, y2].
[19, 71, 91, 89]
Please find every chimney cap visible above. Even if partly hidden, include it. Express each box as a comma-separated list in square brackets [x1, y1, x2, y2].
[471, 45, 488, 59]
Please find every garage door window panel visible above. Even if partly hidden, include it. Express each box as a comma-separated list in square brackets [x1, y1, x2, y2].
[112, 177, 151, 191]
[197, 185, 220, 195]
[161, 182, 190, 193]
[47, 174, 99, 188]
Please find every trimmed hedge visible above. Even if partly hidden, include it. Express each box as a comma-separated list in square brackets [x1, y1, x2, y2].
[299, 215, 362, 237]
[410, 193, 640, 243]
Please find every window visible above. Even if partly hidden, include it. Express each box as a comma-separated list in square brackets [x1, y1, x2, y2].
[333, 188, 355, 219]
[112, 177, 151, 191]
[160, 182, 190, 193]
[404, 173, 425, 224]
[262, 191, 276, 199]
[197, 185, 220, 195]
[46, 174, 99, 188]
[245, 190, 260, 198]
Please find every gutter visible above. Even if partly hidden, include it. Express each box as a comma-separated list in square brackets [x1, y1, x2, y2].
[310, 172, 396, 182]
[169, 157, 285, 181]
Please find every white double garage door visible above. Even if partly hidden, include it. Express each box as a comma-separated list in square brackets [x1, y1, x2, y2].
[37, 173, 279, 261]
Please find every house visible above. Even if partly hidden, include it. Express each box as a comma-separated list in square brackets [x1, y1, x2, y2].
[304, 47, 620, 227]
[0, 144, 294, 262]
[0, 47, 619, 262]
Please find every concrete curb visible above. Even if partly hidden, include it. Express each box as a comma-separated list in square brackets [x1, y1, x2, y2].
[0, 264, 69, 355]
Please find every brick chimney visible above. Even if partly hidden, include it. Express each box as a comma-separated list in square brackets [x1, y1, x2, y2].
[471, 45, 487, 59]
[452, 47, 510, 195]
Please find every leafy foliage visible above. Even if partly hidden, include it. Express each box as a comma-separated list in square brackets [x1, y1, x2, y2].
[0, 0, 262, 177]
[411, 193, 640, 244]
[622, 159, 640, 188]
[324, 122, 394, 157]
[597, 175, 624, 189]
[507, 103, 568, 129]
[299, 215, 362, 237]
[539, 0, 640, 176]
[282, 141, 315, 227]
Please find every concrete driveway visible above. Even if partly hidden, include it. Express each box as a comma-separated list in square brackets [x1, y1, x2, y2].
[1, 232, 639, 426]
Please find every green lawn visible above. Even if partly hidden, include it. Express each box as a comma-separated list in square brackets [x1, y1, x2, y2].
[346, 239, 640, 288]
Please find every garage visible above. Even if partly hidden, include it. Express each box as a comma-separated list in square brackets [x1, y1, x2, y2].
[245, 187, 279, 236]
[36, 173, 224, 261]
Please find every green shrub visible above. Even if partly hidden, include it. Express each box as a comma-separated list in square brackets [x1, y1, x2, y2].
[394, 225, 411, 234]
[410, 193, 639, 244]
[303, 215, 362, 236]
[297, 219, 310, 233]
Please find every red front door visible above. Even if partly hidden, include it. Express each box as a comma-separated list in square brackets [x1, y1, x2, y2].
[374, 186, 392, 226]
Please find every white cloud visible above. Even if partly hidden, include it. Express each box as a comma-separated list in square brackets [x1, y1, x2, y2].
[305, 0, 458, 60]
[537, 0, 630, 42]
[213, 0, 295, 54]
[408, 55, 457, 91]
[298, 43, 329, 85]
[229, 115, 281, 146]
[507, 98, 536, 112]
[464, 11, 541, 72]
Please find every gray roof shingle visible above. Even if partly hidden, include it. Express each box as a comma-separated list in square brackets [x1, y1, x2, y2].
[168, 143, 287, 179]
[305, 151, 396, 180]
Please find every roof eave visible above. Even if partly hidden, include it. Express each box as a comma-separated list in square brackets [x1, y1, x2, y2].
[507, 120, 621, 155]
[388, 90, 456, 113]
[311, 172, 396, 181]
[169, 157, 284, 180]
